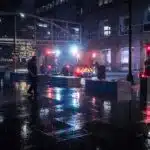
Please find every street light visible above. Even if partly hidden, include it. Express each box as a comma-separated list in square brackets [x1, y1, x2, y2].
[55, 49, 61, 57]
[70, 44, 78, 56]
[126, 0, 134, 84]
[19, 13, 25, 18]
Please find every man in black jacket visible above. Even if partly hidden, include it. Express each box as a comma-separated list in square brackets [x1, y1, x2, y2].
[27, 56, 37, 95]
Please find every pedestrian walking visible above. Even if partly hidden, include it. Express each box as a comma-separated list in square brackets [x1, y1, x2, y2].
[95, 62, 106, 80]
[27, 56, 37, 95]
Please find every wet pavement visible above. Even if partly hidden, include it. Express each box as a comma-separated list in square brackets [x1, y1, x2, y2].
[0, 80, 149, 150]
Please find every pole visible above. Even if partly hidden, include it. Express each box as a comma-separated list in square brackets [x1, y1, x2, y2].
[14, 15, 16, 72]
[126, 0, 134, 84]
[34, 18, 40, 73]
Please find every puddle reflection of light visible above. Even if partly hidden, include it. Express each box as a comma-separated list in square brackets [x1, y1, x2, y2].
[48, 92, 53, 99]
[40, 108, 49, 118]
[15, 82, 19, 90]
[55, 88, 62, 92]
[0, 115, 4, 123]
[55, 105, 64, 112]
[103, 101, 111, 118]
[67, 114, 83, 130]
[55, 88, 62, 101]
[21, 122, 30, 139]
[92, 97, 96, 106]
[20, 82, 27, 91]
[56, 92, 61, 101]
[72, 92, 80, 108]
[47, 88, 54, 99]
[144, 106, 150, 123]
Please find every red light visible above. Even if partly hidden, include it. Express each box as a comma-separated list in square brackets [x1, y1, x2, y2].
[76, 68, 81, 73]
[47, 51, 51, 55]
[147, 46, 150, 50]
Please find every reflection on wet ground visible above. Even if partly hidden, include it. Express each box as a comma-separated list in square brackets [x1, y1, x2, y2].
[0, 80, 149, 150]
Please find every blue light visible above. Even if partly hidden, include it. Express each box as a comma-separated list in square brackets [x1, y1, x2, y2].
[55, 49, 61, 57]
[70, 45, 78, 56]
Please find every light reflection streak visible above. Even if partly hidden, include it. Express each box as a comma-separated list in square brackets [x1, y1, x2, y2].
[72, 91, 80, 108]
[40, 108, 49, 118]
[21, 122, 30, 139]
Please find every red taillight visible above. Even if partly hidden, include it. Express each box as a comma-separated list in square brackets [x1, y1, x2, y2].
[76, 68, 81, 73]
[139, 72, 148, 78]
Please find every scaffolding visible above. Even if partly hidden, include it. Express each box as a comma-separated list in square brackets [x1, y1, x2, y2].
[0, 12, 82, 71]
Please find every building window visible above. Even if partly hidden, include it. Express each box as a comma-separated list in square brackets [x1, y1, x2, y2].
[121, 48, 129, 64]
[102, 49, 111, 64]
[98, 0, 112, 7]
[104, 26, 111, 36]
[119, 16, 129, 35]
[103, 20, 111, 36]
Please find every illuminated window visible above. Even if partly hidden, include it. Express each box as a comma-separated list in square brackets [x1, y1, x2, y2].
[98, 0, 112, 6]
[104, 26, 111, 36]
[102, 49, 111, 64]
[121, 48, 129, 64]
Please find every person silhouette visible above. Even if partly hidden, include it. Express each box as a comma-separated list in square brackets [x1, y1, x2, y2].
[27, 56, 37, 95]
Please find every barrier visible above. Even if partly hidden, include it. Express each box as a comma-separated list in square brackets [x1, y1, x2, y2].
[85, 79, 131, 100]
[49, 76, 81, 88]
[11, 72, 27, 81]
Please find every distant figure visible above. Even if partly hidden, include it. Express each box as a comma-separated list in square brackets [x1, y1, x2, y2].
[95, 62, 106, 80]
[145, 56, 150, 76]
[4, 66, 11, 88]
[27, 56, 37, 95]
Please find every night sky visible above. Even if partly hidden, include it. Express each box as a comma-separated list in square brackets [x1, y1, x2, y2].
[0, 0, 35, 12]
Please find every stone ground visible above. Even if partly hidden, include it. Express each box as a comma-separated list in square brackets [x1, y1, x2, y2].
[0, 80, 149, 150]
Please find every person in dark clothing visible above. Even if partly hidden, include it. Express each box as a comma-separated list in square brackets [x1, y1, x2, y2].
[95, 62, 106, 80]
[27, 56, 37, 95]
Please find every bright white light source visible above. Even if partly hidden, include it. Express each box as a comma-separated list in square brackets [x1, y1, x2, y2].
[70, 45, 78, 56]
[19, 13, 25, 18]
[73, 27, 80, 32]
[47, 31, 51, 35]
[55, 49, 61, 57]
[38, 23, 48, 28]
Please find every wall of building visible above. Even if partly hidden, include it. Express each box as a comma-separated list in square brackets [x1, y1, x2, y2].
[36, 0, 150, 71]
[82, 0, 150, 71]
